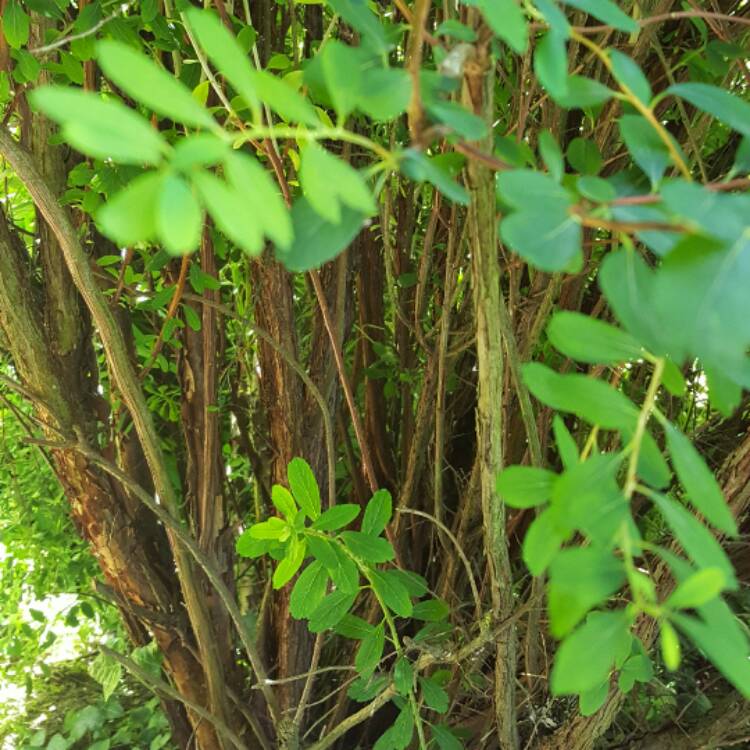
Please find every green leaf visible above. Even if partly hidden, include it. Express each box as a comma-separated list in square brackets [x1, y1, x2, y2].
[561, 0, 638, 33]
[97, 40, 216, 130]
[308, 590, 357, 632]
[534, 0, 571, 36]
[669, 82, 750, 139]
[3, 0, 29, 49]
[340, 531, 395, 563]
[425, 100, 487, 140]
[577, 175, 616, 203]
[307, 536, 360, 593]
[547, 312, 642, 364]
[673, 613, 750, 698]
[248, 517, 288, 540]
[551, 611, 632, 694]
[327, 0, 390, 55]
[185, 9, 259, 115]
[279, 198, 366, 272]
[235, 531, 274, 559]
[496, 466, 556, 508]
[548, 547, 626, 637]
[431, 725, 463, 750]
[617, 652, 653, 693]
[370, 569, 413, 617]
[319, 40, 361, 120]
[621, 426, 671, 490]
[534, 31, 568, 99]
[666, 568, 725, 610]
[312, 504, 360, 531]
[357, 66, 411, 121]
[523, 362, 639, 430]
[193, 171, 263, 255]
[30, 87, 166, 165]
[619, 115, 673, 188]
[650, 492, 736, 589]
[374, 707, 414, 750]
[497, 169, 570, 208]
[334, 613, 374, 640]
[393, 657, 414, 695]
[355, 622, 384, 677]
[156, 173, 202, 255]
[401, 150, 469, 205]
[89, 652, 122, 701]
[271, 485, 297, 520]
[551, 454, 628, 544]
[476, 0, 528, 53]
[419, 676, 449, 713]
[522, 507, 566, 575]
[539, 130, 564, 182]
[361, 489, 392, 537]
[553, 415, 579, 469]
[272, 535, 306, 588]
[412, 598, 450, 622]
[609, 50, 651, 104]
[664, 422, 737, 535]
[567, 137, 602, 175]
[659, 620, 680, 670]
[223, 151, 292, 250]
[500, 202, 581, 272]
[556, 76, 614, 108]
[171, 134, 229, 170]
[254, 69, 319, 126]
[97, 172, 162, 246]
[288, 457, 321, 520]
[389, 569, 428, 598]
[349, 674, 389, 703]
[579, 681, 608, 716]
[300, 143, 375, 224]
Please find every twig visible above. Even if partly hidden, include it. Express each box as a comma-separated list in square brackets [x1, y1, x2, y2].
[99, 646, 249, 750]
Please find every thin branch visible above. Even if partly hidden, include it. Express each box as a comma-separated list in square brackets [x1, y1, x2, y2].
[99, 646, 249, 750]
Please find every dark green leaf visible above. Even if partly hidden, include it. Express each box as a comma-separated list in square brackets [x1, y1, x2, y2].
[619, 115, 674, 188]
[523, 507, 566, 575]
[579, 681, 608, 716]
[393, 657, 414, 695]
[335, 614, 374, 640]
[412, 598, 450, 622]
[370, 569, 413, 617]
[355, 623, 385, 677]
[431, 725, 464, 750]
[419, 676, 449, 713]
[308, 590, 357, 632]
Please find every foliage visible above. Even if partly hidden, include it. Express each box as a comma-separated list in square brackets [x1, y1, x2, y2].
[0, 0, 748, 749]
